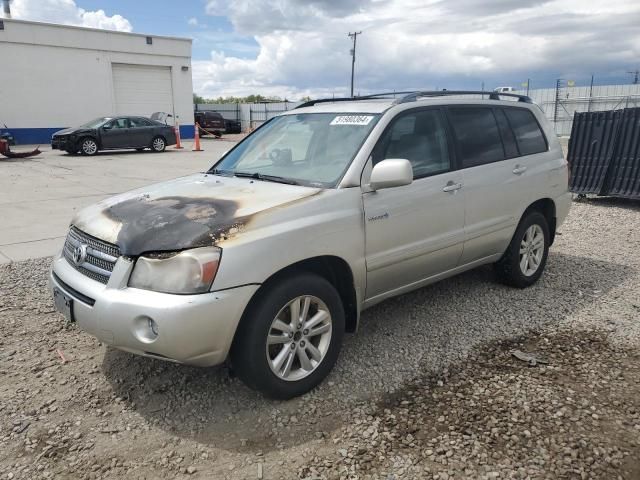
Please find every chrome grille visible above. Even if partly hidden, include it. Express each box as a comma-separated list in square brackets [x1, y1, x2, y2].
[63, 227, 120, 284]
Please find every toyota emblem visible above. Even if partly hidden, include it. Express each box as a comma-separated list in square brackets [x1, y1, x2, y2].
[72, 244, 88, 266]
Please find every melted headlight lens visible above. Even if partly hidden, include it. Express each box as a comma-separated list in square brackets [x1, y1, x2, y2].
[129, 247, 221, 294]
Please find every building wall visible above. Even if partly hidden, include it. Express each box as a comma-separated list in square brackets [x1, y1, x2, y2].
[0, 19, 194, 144]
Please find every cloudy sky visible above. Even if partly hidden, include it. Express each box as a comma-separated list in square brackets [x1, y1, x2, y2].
[3, 0, 639, 99]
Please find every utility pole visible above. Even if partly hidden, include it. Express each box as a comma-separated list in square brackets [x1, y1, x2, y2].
[2, 0, 11, 18]
[553, 78, 563, 133]
[348, 31, 362, 98]
[587, 74, 594, 112]
[628, 70, 639, 84]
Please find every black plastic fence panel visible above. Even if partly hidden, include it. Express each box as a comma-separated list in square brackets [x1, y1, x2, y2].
[567, 110, 622, 194]
[603, 108, 640, 198]
[567, 107, 640, 199]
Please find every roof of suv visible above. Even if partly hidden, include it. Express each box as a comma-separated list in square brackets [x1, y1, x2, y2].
[287, 91, 535, 115]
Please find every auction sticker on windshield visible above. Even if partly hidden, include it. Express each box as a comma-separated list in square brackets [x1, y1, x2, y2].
[330, 115, 374, 126]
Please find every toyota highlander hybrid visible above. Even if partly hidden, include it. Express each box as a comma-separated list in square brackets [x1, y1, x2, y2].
[50, 91, 571, 399]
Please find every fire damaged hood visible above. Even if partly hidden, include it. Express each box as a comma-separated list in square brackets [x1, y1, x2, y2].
[72, 174, 322, 256]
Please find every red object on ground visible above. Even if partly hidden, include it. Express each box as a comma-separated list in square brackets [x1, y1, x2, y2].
[0, 139, 41, 159]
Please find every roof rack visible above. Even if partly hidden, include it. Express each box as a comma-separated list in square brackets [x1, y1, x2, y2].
[396, 90, 533, 104]
[295, 90, 532, 109]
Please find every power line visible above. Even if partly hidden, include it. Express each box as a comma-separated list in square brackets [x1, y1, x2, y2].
[348, 31, 362, 98]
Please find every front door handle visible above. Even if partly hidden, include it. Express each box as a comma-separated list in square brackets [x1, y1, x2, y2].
[443, 181, 463, 193]
[513, 165, 527, 175]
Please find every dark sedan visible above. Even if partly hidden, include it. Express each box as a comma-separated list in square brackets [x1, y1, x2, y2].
[51, 116, 177, 156]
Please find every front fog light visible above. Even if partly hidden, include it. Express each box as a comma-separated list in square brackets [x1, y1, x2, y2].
[129, 247, 221, 294]
[134, 316, 159, 343]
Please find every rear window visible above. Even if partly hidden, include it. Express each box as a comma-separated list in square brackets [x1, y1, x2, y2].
[448, 107, 505, 168]
[503, 108, 547, 156]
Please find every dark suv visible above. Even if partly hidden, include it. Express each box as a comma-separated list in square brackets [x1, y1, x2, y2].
[194, 111, 241, 136]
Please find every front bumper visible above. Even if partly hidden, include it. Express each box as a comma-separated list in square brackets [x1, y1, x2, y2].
[49, 253, 258, 366]
[51, 136, 73, 150]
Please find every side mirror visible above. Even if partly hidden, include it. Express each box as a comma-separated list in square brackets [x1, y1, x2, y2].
[369, 159, 413, 191]
[102, 124, 112, 131]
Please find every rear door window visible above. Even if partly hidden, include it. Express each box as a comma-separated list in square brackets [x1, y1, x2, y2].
[447, 107, 505, 168]
[503, 108, 547, 156]
[130, 117, 152, 127]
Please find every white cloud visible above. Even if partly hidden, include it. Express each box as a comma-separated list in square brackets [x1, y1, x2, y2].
[3, 0, 132, 32]
[194, 0, 640, 99]
[188, 17, 198, 26]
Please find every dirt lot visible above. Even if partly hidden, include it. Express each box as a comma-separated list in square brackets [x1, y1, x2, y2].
[1, 197, 639, 480]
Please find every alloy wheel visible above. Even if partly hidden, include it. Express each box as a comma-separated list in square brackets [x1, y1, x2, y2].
[82, 139, 97, 155]
[519, 224, 544, 276]
[266, 295, 332, 382]
[152, 137, 165, 151]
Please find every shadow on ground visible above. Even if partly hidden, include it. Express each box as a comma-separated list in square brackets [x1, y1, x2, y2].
[102, 251, 632, 453]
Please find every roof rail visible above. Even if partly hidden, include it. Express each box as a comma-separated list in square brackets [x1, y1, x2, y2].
[295, 90, 532, 109]
[395, 90, 533, 104]
[295, 93, 414, 109]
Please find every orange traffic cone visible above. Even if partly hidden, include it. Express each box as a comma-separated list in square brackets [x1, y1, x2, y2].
[174, 119, 183, 149]
[192, 123, 203, 151]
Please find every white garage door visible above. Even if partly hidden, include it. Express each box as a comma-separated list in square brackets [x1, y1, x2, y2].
[112, 63, 173, 117]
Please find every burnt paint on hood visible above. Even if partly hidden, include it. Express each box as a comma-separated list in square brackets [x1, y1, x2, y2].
[102, 195, 248, 256]
[71, 174, 322, 256]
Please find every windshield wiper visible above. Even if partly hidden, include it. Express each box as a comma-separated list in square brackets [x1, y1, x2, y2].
[209, 168, 234, 176]
[232, 171, 300, 185]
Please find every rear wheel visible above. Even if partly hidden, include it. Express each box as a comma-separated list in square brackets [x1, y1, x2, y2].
[231, 272, 345, 399]
[151, 136, 166, 152]
[494, 211, 550, 288]
[79, 137, 98, 156]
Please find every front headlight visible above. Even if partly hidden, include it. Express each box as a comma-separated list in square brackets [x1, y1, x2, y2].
[129, 247, 221, 294]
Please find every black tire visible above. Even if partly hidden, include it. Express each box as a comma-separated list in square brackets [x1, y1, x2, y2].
[151, 136, 166, 152]
[231, 272, 345, 399]
[494, 211, 550, 288]
[79, 137, 98, 156]
[65, 148, 77, 155]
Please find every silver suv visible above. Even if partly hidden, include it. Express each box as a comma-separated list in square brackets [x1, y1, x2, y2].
[50, 91, 571, 399]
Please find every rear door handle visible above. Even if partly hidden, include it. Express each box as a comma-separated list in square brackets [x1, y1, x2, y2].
[513, 165, 527, 175]
[443, 181, 463, 193]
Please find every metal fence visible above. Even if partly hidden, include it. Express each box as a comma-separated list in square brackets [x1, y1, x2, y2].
[568, 107, 640, 199]
[513, 83, 640, 136]
[194, 101, 301, 132]
[194, 83, 640, 136]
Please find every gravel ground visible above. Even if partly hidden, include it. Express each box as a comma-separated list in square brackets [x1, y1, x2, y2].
[0, 197, 639, 479]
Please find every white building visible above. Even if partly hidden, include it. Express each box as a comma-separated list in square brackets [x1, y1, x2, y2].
[0, 18, 194, 144]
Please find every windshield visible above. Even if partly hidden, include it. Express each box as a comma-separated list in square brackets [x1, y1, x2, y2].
[79, 117, 110, 129]
[211, 113, 381, 187]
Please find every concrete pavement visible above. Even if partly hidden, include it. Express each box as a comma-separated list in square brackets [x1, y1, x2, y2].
[0, 137, 238, 263]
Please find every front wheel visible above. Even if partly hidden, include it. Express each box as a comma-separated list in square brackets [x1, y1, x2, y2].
[151, 136, 166, 152]
[494, 211, 550, 288]
[231, 272, 345, 399]
[79, 137, 98, 156]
